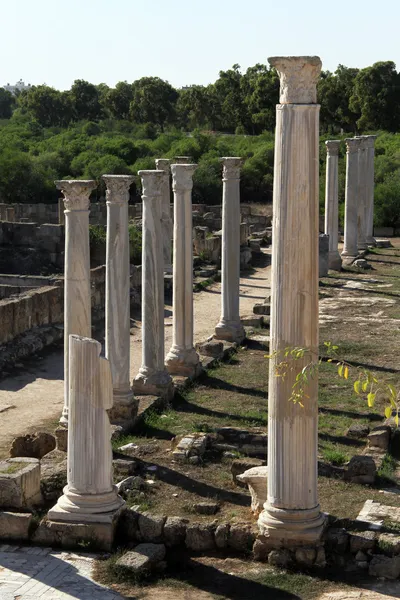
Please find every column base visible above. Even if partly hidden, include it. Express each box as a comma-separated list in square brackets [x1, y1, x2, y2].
[328, 251, 342, 271]
[165, 346, 201, 377]
[340, 252, 359, 266]
[133, 369, 174, 400]
[49, 485, 125, 520]
[108, 391, 138, 426]
[258, 504, 326, 548]
[367, 237, 376, 247]
[215, 319, 246, 343]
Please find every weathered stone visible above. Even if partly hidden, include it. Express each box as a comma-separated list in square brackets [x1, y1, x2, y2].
[163, 517, 188, 547]
[193, 502, 219, 515]
[9, 432, 55, 459]
[228, 523, 254, 552]
[0, 511, 32, 541]
[113, 459, 137, 478]
[345, 455, 376, 484]
[116, 508, 140, 543]
[346, 423, 370, 439]
[138, 513, 166, 543]
[295, 547, 316, 566]
[185, 523, 215, 551]
[315, 546, 326, 567]
[253, 303, 270, 315]
[0, 457, 41, 509]
[369, 555, 400, 579]
[172, 433, 208, 462]
[325, 528, 349, 553]
[353, 259, 371, 270]
[32, 516, 119, 551]
[40, 451, 67, 502]
[231, 458, 265, 486]
[240, 315, 263, 328]
[55, 426, 68, 452]
[215, 523, 230, 549]
[237, 466, 268, 513]
[355, 550, 368, 561]
[368, 426, 391, 450]
[116, 476, 145, 495]
[349, 530, 376, 553]
[378, 533, 400, 555]
[240, 247, 252, 269]
[196, 340, 224, 358]
[268, 549, 292, 568]
[116, 543, 166, 575]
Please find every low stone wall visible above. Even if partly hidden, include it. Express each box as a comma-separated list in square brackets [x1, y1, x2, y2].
[0, 222, 65, 272]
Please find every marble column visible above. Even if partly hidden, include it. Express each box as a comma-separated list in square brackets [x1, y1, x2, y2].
[156, 159, 173, 273]
[341, 138, 361, 264]
[55, 180, 94, 425]
[165, 164, 201, 377]
[133, 170, 173, 398]
[103, 175, 135, 417]
[324, 140, 342, 270]
[215, 157, 245, 342]
[49, 335, 124, 524]
[365, 135, 377, 245]
[258, 56, 325, 546]
[357, 137, 368, 252]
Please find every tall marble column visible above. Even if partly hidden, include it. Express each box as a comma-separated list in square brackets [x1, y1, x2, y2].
[215, 157, 245, 342]
[55, 180, 94, 425]
[258, 56, 325, 546]
[365, 135, 377, 245]
[49, 335, 124, 525]
[357, 137, 368, 251]
[133, 170, 173, 398]
[341, 138, 361, 264]
[156, 159, 173, 273]
[165, 164, 200, 377]
[103, 175, 135, 417]
[324, 141, 342, 270]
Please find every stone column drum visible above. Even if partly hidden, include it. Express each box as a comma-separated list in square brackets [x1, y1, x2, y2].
[324, 141, 342, 270]
[48, 335, 124, 546]
[258, 57, 325, 546]
[165, 164, 201, 377]
[156, 159, 173, 273]
[357, 137, 368, 252]
[103, 175, 137, 422]
[133, 171, 173, 398]
[215, 157, 245, 342]
[341, 138, 361, 264]
[365, 135, 377, 245]
[55, 180, 94, 425]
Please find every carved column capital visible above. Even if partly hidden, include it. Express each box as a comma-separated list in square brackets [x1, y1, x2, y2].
[345, 138, 361, 153]
[174, 156, 192, 164]
[155, 158, 171, 173]
[55, 180, 96, 211]
[268, 56, 322, 104]
[171, 164, 197, 192]
[364, 135, 378, 149]
[102, 174, 135, 205]
[325, 140, 340, 156]
[221, 157, 242, 180]
[139, 170, 164, 198]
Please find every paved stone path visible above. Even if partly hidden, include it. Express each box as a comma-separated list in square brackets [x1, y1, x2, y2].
[0, 544, 122, 600]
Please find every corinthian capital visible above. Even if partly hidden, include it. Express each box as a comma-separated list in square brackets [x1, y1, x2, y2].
[138, 170, 164, 198]
[155, 158, 171, 173]
[268, 56, 322, 104]
[102, 174, 135, 205]
[345, 138, 361, 153]
[55, 180, 96, 211]
[325, 140, 340, 156]
[221, 157, 242, 180]
[171, 164, 197, 192]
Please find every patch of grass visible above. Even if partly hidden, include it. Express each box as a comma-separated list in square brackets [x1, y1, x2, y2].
[322, 448, 349, 466]
[378, 454, 398, 484]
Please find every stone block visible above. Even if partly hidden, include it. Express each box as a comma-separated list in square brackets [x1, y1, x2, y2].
[55, 426, 68, 452]
[172, 433, 208, 462]
[185, 523, 215, 551]
[116, 544, 166, 575]
[0, 511, 32, 541]
[228, 523, 254, 551]
[116, 507, 140, 543]
[0, 300, 15, 343]
[268, 549, 291, 568]
[215, 523, 230, 549]
[113, 458, 138, 478]
[378, 533, 400, 555]
[240, 315, 263, 328]
[138, 513, 166, 543]
[369, 555, 400, 579]
[344, 455, 376, 484]
[237, 466, 268, 513]
[196, 340, 223, 358]
[0, 457, 41, 509]
[163, 517, 188, 547]
[193, 502, 219, 515]
[231, 457, 265, 486]
[368, 426, 391, 450]
[9, 432, 56, 459]
[349, 530, 376, 553]
[32, 515, 120, 551]
[295, 547, 316, 567]
[324, 528, 349, 553]
[346, 423, 370, 439]
[253, 303, 270, 315]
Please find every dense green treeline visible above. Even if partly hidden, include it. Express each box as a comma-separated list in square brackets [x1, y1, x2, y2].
[0, 60, 400, 225]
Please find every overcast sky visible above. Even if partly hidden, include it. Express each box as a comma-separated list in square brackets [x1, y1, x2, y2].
[2, 0, 397, 90]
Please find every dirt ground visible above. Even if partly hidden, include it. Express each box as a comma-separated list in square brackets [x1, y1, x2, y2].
[0, 251, 271, 457]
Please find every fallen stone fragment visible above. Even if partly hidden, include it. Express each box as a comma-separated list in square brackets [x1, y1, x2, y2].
[138, 513, 166, 543]
[369, 554, 400, 579]
[163, 517, 188, 547]
[116, 543, 166, 575]
[368, 426, 391, 451]
[9, 432, 56, 459]
[237, 466, 268, 513]
[185, 523, 215, 551]
[344, 455, 376, 484]
[345, 423, 370, 439]
[193, 502, 219, 515]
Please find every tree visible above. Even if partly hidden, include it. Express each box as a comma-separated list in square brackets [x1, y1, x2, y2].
[104, 82, 134, 120]
[70, 79, 102, 121]
[213, 65, 249, 133]
[242, 64, 279, 134]
[130, 77, 178, 130]
[318, 65, 360, 133]
[350, 62, 400, 132]
[0, 88, 15, 119]
[176, 85, 212, 130]
[17, 86, 73, 127]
